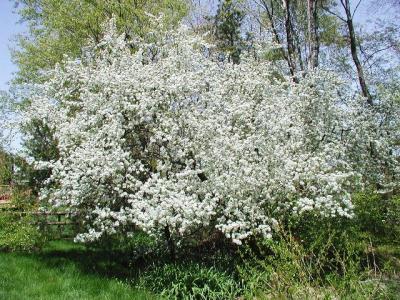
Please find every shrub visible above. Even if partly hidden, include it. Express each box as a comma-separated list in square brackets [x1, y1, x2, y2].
[137, 263, 241, 300]
[0, 189, 43, 252]
[353, 192, 400, 244]
[0, 211, 43, 252]
[26, 17, 399, 247]
[237, 219, 395, 299]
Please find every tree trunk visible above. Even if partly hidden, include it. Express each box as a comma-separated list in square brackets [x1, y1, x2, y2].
[164, 226, 176, 260]
[262, 1, 287, 59]
[307, 0, 320, 69]
[282, 0, 298, 82]
[342, 0, 372, 104]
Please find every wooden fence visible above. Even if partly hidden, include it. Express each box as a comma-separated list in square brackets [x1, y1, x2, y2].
[32, 211, 80, 239]
[0, 186, 80, 239]
[1, 206, 80, 239]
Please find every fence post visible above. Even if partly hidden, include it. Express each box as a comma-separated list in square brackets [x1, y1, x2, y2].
[58, 214, 62, 238]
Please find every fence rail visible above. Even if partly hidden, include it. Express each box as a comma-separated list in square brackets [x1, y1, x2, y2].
[1, 206, 80, 239]
[0, 188, 79, 239]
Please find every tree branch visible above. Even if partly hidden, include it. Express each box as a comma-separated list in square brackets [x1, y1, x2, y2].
[352, 0, 363, 19]
[321, 5, 346, 22]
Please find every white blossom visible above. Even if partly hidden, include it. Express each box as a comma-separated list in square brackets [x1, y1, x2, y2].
[24, 18, 400, 245]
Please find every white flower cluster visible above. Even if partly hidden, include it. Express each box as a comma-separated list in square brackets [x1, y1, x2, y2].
[24, 19, 399, 245]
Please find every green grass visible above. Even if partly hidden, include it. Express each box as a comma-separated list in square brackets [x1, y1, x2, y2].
[1, 212, 399, 300]
[0, 241, 157, 300]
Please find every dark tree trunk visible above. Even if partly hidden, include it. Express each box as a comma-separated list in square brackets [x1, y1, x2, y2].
[307, 0, 320, 69]
[282, 0, 298, 82]
[341, 0, 372, 104]
[295, 34, 305, 72]
[262, 0, 288, 61]
[164, 226, 176, 260]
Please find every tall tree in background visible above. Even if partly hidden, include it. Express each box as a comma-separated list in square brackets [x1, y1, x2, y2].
[253, 0, 325, 77]
[247, 0, 398, 101]
[321, 0, 399, 104]
[20, 119, 58, 194]
[282, 0, 298, 78]
[339, 0, 372, 104]
[12, 0, 188, 84]
[0, 149, 13, 186]
[214, 0, 245, 63]
[307, 0, 320, 69]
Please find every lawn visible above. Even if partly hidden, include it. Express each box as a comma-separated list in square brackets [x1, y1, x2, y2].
[0, 241, 156, 300]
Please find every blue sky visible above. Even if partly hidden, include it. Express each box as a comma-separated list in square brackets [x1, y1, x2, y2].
[0, 0, 25, 91]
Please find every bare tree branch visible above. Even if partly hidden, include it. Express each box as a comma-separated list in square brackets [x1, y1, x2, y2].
[352, 0, 363, 18]
[321, 5, 346, 22]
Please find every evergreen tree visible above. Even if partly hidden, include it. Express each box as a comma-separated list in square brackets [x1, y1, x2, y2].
[214, 0, 244, 63]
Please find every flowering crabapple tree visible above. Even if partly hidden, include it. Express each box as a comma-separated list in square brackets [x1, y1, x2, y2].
[24, 17, 399, 248]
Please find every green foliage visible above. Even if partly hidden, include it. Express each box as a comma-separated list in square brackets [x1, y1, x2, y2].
[138, 263, 240, 300]
[239, 230, 354, 297]
[237, 225, 394, 299]
[214, 0, 244, 63]
[12, 0, 188, 84]
[353, 192, 400, 244]
[0, 212, 42, 252]
[86, 231, 158, 260]
[0, 149, 13, 185]
[0, 188, 44, 252]
[236, 199, 400, 299]
[263, 47, 286, 62]
[18, 119, 59, 194]
[319, 14, 346, 47]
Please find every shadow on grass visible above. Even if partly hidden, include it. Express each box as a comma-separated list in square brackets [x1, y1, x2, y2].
[29, 241, 156, 282]
[26, 236, 241, 286]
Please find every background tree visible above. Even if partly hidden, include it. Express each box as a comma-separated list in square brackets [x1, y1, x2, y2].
[12, 0, 188, 84]
[246, 0, 331, 76]
[330, 0, 372, 104]
[320, 0, 400, 105]
[214, 0, 245, 63]
[307, 0, 320, 69]
[244, 0, 399, 101]
[0, 149, 13, 186]
[19, 119, 58, 194]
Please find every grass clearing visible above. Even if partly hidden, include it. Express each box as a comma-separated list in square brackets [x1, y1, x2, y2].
[0, 241, 156, 300]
